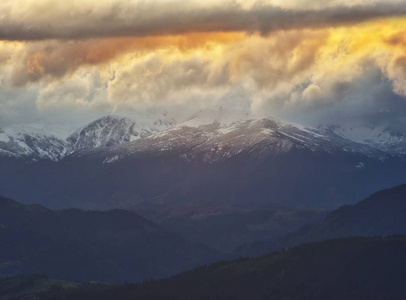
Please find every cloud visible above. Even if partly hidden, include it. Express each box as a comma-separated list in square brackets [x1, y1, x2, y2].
[33, 70, 112, 125]
[1, 1, 406, 40]
[0, 88, 38, 127]
[2, 1, 406, 132]
[7, 39, 138, 87]
[105, 30, 328, 112]
[251, 60, 403, 128]
[4, 33, 244, 87]
[387, 55, 406, 96]
[302, 84, 323, 101]
[108, 52, 230, 108]
[228, 30, 328, 89]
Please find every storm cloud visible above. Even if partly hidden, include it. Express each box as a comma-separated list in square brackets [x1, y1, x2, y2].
[1, 1, 406, 41]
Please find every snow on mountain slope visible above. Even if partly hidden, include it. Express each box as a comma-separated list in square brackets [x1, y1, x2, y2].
[0, 107, 402, 163]
[322, 125, 406, 155]
[0, 112, 175, 161]
[102, 107, 387, 165]
[0, 125, 68, 161]
[67, 114, 175, 153]
[3, 107, 406, 210]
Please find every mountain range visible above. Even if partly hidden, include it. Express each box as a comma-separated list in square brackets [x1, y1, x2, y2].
[0, 112, 175, 161]
[1, 107, 405, 213]
[1, 181, 406, 289]
[2, 107, 406, 163]
[1, 181, 406, 284]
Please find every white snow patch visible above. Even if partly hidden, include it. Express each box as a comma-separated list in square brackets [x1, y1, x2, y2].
[0, 133, 10, 143]
[103, 155, 122, 164]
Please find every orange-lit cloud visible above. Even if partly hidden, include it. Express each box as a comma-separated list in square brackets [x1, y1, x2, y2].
[5, 33, 245, 87]
[26, 52, 45, 76]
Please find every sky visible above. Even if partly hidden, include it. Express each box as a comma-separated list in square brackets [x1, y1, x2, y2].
[2, 0, 406, 130]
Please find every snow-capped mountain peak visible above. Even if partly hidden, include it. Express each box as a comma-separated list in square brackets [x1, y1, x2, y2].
[66, 114, 175, 153]
[0, 124, 68, 161]
[104, 109, 389, 167]
[0, 112, 176, 161]
[1, 108, 406, 163]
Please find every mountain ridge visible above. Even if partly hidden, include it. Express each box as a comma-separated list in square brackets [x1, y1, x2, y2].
[2, 107, 406, 162]
[233, 183, 406, 257]
[0, 112, 175, 161]
[5, 236, 406, 300]
[0, 195, 219, 282]
[1, 107, 406, 210]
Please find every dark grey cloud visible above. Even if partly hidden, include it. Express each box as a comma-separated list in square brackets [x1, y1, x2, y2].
[1, 2, 406, 41]
[277, 64, 406, 132]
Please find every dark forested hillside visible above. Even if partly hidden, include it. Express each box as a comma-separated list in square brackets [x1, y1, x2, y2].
[3, 236, 406, 300]
[234, 183, 406, 257]
[0, 196, 218, 282]
[151, 204, 326, 252]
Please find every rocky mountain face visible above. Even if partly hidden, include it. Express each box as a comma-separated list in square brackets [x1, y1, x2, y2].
[0, 125, 68, 161]
[67, 114, 175, 154]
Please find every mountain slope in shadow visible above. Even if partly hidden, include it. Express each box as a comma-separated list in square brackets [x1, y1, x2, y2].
[234, 183, 406, 257]
[0, 196, 218, 282]
[5, 236, 406, 300]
